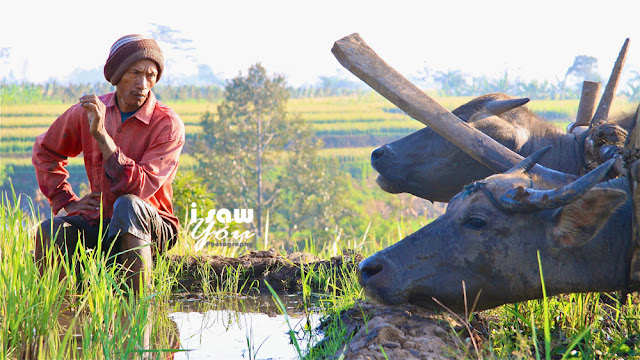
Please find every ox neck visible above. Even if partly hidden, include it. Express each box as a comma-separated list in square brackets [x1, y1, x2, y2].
[520, 130, 584, 176]
[552, 179, 633, 296]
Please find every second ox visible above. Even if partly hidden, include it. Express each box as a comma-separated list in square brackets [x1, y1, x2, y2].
[372, 93, 632, 202]
[371, 40, 633, 203]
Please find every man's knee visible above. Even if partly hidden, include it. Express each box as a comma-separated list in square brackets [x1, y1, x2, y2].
[110, 194, 153, 242]
[110, 194, 173, 255]
[112, 194, 144, 215]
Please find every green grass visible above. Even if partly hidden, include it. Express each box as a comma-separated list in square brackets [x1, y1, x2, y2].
[3, 188, 640, 359]
[0, 191, 179, 359]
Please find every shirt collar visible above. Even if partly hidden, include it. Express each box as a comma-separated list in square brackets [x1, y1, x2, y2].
[107, 90, 156, 125]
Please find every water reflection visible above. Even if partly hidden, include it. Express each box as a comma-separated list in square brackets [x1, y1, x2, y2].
[53, 294, 321, 359]
[170, 294, 322, 360]
[56, 301, 180, 359]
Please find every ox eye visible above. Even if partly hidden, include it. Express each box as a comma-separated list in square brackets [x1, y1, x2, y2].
[464, 217, 486, 230]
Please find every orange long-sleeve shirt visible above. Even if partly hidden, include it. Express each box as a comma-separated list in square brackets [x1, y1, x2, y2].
[32, 91, 185, 231]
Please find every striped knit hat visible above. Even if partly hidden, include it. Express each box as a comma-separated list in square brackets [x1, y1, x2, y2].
[104, 34, 164, 86]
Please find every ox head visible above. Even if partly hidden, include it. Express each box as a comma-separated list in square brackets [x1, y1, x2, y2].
[359, 150, 630, 312]
[372, 93, 536, 202]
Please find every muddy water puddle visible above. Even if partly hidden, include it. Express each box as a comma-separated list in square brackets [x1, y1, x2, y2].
[53, 293, 324, 359]
[169, 294, 323, 359]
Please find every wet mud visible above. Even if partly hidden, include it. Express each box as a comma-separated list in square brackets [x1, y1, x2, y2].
[167, 248, 364, 294]
[317, 300, 487, 360]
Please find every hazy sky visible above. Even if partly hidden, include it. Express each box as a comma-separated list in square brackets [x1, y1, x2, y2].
[2, 0, 640, 87]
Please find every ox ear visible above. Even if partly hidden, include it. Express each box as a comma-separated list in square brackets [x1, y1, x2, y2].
[471, 116, 530, 152]
[550, 188, 626, 248]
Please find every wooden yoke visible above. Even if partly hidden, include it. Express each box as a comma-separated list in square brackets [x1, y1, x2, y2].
[568, 81, 601, 133]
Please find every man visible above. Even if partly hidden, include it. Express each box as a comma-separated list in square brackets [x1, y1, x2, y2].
[33, 34, 185, 293]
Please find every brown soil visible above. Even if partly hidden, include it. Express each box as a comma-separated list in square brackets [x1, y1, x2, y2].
[317, 300, 487, 360]
[166, 248, 364, 294]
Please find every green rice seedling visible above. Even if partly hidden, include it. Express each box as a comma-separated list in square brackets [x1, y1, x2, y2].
[218, 265, 251, 295]
[538, 251, 552, 360]
[0, 192, 70, 358]
[305, 311, 351, 359]
[264, 281, 303, 358]
[151, 251, 180, 302]
[242, 305, 270, 360]
[378, 344, 389, 359]
[0, 189, 189, 359]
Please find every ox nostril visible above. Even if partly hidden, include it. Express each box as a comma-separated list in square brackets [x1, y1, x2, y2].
[359, 258, 384, 283]
[371, 147, 385, 162]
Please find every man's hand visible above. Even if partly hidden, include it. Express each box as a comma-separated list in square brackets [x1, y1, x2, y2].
[79, 94, 117, 160]
[64, 192, 102, 214]
[79, 95, 107, 139]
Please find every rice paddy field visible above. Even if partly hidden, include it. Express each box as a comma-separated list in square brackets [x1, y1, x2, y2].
[1, 92, 619, 204]
[2, 93, 640, 359]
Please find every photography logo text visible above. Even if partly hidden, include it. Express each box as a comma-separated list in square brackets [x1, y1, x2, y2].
[188, 203, 255, 252]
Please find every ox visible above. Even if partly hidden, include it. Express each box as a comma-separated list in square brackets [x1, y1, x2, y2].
[359, 150, 633, 312]
[371, 40, 632, 203]
[372, 93, 632, 202]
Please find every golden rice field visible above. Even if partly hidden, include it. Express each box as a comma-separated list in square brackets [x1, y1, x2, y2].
[4, 93, 638, 177]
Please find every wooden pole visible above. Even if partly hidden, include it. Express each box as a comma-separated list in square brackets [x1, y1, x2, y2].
[574, 81, 601, 127]
[331, 33, 576, 185]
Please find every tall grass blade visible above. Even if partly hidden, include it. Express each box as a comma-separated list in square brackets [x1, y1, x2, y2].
[537, 250, 551, 360]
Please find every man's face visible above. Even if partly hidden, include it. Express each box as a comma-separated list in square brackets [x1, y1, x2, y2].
[115, 59, 158, 112]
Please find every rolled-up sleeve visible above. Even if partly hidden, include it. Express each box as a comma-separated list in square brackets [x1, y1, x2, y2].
[103, 122, 185, 200]
[32, 105, 84, 214]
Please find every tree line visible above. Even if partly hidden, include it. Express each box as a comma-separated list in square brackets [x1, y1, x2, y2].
[419, 55, 640, 100]
[0, 82, 225, 105]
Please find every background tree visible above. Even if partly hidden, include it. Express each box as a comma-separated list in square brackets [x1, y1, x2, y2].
[432, 70, 468, 96]
[623, 68, 640, 101]
[561, 55, 600, 98]
[195, 63, 353, 246]
[272, 123, 354, 244]
[171, 170, 216, 225]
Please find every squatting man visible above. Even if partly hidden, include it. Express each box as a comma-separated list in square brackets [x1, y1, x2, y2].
[33, 35, 185, 293]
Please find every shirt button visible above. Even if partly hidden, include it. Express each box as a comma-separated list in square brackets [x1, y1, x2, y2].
[118, 129, 122, 133]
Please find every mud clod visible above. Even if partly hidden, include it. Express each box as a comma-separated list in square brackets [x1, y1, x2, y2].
[316, 301, 470, 360]
[167, 248, 364, 294]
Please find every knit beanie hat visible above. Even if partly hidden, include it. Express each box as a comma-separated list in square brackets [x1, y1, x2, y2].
[104, 34, 164, 86]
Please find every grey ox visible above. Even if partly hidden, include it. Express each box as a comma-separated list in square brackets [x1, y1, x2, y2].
[372, 93, 632, 202]
[360, 150, 633, 312]
[371, 39, 632, 203]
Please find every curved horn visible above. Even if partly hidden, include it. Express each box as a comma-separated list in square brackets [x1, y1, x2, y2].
[504, 146, 552, 175]
[497, 158, 615, 213]
[331, 34, 577, 187]
[485, 98, 530, 116]
[590, 38, 630, 128]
